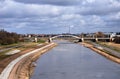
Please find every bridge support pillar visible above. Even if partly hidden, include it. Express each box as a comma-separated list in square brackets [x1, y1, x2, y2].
[95, 38, 98, 42]
[110, 37, 115, 42]
[48, 38, 52, 43]
[81, 38, 84, 42]
[34, 37, 38, 43]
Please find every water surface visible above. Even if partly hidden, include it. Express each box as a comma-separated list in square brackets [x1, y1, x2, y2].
[31, 40, 120, 79]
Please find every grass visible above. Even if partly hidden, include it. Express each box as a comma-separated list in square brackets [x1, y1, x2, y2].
[84, 41, 94, 45]
[85, 41, 120, 58]
[37, 39, 46, 43]
[0, 41, 47, 60]
[0, 49, 12, 60]
[0, 42, 39, 60]
[0, 43, 19, 49]
[94, 46, 120, 58]
[85, 41, 120, 53]
[97, 42, 120, 53]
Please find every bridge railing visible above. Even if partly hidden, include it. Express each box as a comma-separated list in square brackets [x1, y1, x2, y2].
[49, 34, 111, 42]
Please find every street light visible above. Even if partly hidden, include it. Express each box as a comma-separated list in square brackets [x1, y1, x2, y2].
[69, 25, 74, 34]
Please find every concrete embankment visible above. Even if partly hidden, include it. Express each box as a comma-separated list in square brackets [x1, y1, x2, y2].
[0, 43, 56, 79]
[81, 42, 120, 64]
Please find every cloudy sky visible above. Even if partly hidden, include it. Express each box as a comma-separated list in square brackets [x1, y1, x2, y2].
[0, 0, 120, 34]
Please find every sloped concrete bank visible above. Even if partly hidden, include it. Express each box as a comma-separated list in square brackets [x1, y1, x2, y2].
[81, 43, 120, 64]
[0, 43, 56, 79]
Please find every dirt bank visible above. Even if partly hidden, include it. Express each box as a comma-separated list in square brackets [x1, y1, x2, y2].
[81, 42, 120, 64]
[8, 43, 57, 79]
[0, 43, 48, 74]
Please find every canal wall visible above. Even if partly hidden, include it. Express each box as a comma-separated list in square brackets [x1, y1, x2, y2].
[1, 43, 56, 79]
[81, 43, 120, 64]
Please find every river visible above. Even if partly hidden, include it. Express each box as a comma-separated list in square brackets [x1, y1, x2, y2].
[31, 40, 120, 79]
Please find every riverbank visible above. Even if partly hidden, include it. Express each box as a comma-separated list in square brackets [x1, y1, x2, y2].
[97, 42, 120, 53]
[0, 43, 56, 79]
[0, 42, 44, 61]
[81, 42, 120, 64]
[0, 42, 48, 74]
[8, 43, 56, 79]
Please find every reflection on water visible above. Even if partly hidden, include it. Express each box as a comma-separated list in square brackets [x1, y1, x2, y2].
[31, 40, 120, 79]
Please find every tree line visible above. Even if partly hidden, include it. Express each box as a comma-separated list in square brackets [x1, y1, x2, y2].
[114, 37, 120, 43]
[0, 29, 20, 45]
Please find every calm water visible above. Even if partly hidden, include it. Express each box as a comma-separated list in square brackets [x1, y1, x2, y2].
[31, 40, 120, 79]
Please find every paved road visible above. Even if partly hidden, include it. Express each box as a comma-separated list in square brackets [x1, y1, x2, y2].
[31, 40, 120, 79]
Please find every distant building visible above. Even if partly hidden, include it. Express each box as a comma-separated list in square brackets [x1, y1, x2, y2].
[110, 32, 120, 38]
[110, 32, 120, 43]
[28, 35, 31, 38]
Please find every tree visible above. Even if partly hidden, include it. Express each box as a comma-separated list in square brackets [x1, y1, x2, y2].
[114, 37, 120, 43]
[95, 31, 105, 38]
[0, 29, 20, 45]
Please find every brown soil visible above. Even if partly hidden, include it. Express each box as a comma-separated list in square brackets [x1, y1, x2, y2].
[81, 42, 120, 64]
[0, 43, 48, 74]
[8, 43, 56, 79]
[103, 42, 120, 49]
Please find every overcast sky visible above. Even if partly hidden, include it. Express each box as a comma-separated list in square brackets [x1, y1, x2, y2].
[0, 0, 120, 34]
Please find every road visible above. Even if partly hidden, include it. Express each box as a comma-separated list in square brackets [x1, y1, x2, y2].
[31, 40, 120, 79]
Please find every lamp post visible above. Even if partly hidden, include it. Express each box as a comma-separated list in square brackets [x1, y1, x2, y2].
[69, 25, 74, 34]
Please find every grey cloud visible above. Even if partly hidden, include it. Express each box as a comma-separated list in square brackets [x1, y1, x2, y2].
[0, 0, 62, 18]
[0, 0, 120, 33]
[14, 0, 82, 6]
[79, 7, 120, 15]
[14, 0, 120, 6]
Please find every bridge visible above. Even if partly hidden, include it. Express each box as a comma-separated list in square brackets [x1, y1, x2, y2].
[49, 34, 111, 42]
